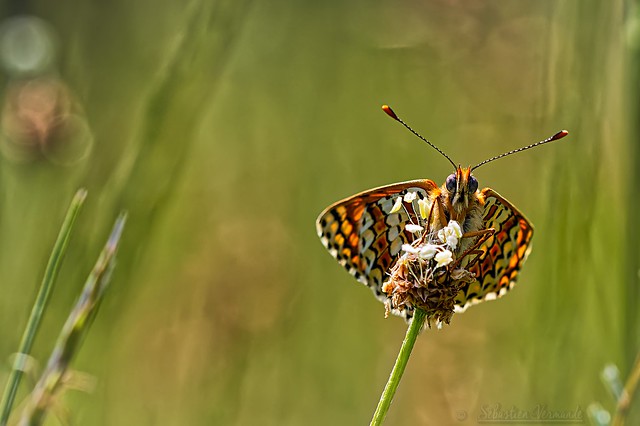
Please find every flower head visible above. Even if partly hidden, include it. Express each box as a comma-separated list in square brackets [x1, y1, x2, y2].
[381, 218, 476, 328]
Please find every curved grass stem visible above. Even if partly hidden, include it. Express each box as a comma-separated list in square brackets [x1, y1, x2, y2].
[0, 189, 87, 426]
[369, 308, 427, 426]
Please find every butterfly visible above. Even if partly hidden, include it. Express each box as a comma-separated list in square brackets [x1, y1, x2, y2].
[316, 105, 567, 318]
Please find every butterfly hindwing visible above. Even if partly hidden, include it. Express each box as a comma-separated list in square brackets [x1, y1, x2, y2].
[455, 188, 534, 311]
[316, 180, 440, 302]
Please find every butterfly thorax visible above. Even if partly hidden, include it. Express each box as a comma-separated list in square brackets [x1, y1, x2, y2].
[432, 167, 485, 254]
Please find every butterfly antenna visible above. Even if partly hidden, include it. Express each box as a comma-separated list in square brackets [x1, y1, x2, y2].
[471, 130, 569, 171]
[382, 105, 456, 168]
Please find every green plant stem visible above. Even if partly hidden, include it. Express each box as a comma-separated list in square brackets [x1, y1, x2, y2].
[0, 189, 87, 426]
[612, 352, 640, 426]
[370, 308, 427, 426]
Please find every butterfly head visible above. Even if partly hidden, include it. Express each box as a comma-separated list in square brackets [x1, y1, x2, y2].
[443, 166, 479, 214]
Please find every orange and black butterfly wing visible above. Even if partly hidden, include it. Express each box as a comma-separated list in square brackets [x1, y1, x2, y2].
[316, 180, 440, 305]
[455, 188, 534, 311]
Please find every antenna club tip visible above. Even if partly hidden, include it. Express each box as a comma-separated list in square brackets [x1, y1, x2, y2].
[381, 105, 399, 120]
[552, 130, 569, 140]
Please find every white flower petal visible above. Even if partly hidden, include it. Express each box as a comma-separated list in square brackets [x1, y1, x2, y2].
[405, 224, 424, 233]
[448, 220, 462, 238]
[402, 244, 419, 254]
[446, 235, 458, 249]
[438, 221, 463, 245]
[419, 244, 438, 260]
[435, 250, 453, 268]
[390, 197, 403, 213]
[418, 198, 430, 219]
[403, 192, 417, 203]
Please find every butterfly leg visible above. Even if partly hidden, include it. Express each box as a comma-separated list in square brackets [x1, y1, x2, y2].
[461, 229, 493, 239]
[451, 228, 495, 269]
[434, 196, 448, 228]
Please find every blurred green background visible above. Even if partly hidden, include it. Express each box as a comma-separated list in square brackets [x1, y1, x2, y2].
[0, 0, 637, 425]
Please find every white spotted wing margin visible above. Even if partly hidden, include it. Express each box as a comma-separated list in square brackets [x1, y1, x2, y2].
[454, 188, 534, 312]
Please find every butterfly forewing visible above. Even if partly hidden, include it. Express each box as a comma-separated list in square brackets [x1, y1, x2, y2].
[455, 188, 534, 311]
[316, 180, 439, 302]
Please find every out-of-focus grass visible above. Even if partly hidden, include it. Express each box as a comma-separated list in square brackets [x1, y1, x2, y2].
[0, 0, 636, 425]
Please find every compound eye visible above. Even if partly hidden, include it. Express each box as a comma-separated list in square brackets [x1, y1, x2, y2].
[469, 175, 479, 193]
[445, 174, 457, 192]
